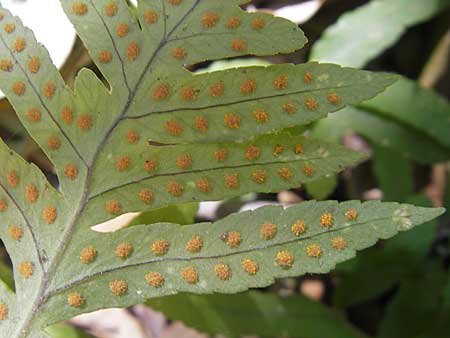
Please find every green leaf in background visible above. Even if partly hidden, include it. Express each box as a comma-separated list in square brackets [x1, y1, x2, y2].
[310, 0, 450, 161]
[148, 291, 365, 338]
[46, 324, 93, 338]
[418, 269, 450, 338]
[0, 260, 13, 292]
[378, 263, 448, 338]
[127, 203, 198, 227]
[312, 106, 450, 164]
[333, 195, 436, 308]
[306, 175, 338, 200]
[445, 168, 450, 215]
[372, 146, 414, 201]
[311, 80, 450, 162]
[310, 0, 450, 68]
[361, 78, 450, 150]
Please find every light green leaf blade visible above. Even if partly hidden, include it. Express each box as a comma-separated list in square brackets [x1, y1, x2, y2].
[147, 291, 364, 338]
[122, 64, 397, 145]
[80, 134, 365, 228]
[59, 0, 396, 149]
[63, 0, 141, 97]
[65, 0, 307, 89]
[0, 8, 89, 196]
[310, 0, 450, 67]
[0, 138, 61, 302]
[37, 200, 444, 324]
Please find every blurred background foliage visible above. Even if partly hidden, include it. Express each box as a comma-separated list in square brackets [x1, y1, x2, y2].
[1, 0, 450, 337]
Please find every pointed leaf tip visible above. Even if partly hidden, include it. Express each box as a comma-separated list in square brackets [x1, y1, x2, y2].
[394, 205, 445, 231]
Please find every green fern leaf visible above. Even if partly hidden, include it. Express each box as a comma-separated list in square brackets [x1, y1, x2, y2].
[0, 1, 438, 337]
[310, 0, 450, 68]
[147, 291, 363, 338]
[310, 0, 450, 161]
[35, 201, 446, 326]
[312, 106, 450, 164]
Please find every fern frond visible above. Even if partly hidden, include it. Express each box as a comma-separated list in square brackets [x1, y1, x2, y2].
[0, 1, 439, 337]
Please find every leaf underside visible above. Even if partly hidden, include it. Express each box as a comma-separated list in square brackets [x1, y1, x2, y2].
[37, 201, 447, 325]
[0, 1, 435, 337]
